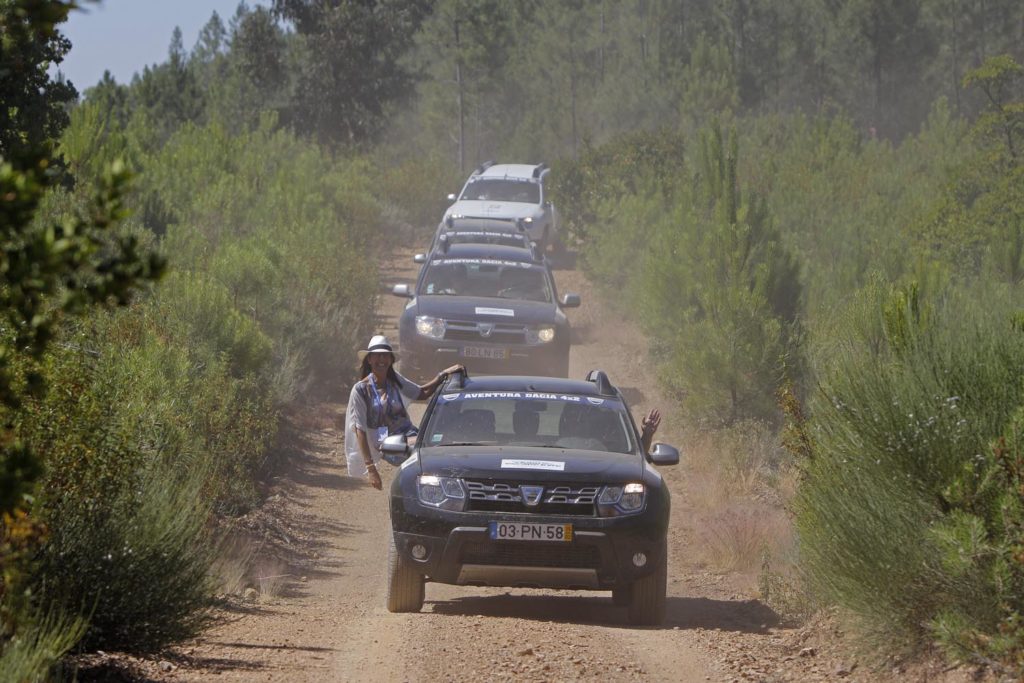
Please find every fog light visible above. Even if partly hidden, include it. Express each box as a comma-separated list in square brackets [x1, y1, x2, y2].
[411, 544, 428, 561]
[632, 552, 647, 568]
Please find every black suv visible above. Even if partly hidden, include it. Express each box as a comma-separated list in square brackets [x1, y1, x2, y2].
[381, 371, 680, 625]
[417, 216, 539, 263]
[391, 242, 580, 379]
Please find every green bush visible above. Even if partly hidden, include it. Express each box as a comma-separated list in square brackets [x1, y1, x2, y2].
[15, 339, 216, 652]
[2, 108, 383, 659]
[796, 284, 1024, 672]
[0, 610, 86, 683]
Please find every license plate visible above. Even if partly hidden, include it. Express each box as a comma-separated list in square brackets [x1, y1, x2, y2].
[489, 521, 573, 542]
[462, 346, 508, 360]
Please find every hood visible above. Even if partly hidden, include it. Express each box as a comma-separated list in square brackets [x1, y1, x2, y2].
[416, 445, 643, 483]
[413, 295, 561, 325]
[446, 201, 544, 222]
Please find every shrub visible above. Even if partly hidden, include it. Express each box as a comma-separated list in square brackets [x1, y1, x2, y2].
[796, 284, 1024, 671]
[0, 610, 86, 683]
[16, 339, 216, 652]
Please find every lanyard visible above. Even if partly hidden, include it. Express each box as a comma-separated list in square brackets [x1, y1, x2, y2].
[368, 374, 389, 426]
[367, 374, 391, 447]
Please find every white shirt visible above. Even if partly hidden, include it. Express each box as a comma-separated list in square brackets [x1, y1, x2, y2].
[345, 371, 420, 477]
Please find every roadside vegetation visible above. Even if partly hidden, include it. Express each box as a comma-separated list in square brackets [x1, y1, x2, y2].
[1, 0, 1022, 679]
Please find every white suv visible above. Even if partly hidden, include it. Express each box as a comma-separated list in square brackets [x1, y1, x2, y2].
[442, 162, 560, 252]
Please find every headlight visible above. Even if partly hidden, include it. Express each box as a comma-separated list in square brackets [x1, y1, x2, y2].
[597, 482, 645, 516]
[526, 326, 556, 344]
[620, 482, 645, 510]
[522, 216, 533, 224]
[417, 475, 466, 511]
[415, 316, 445, 339]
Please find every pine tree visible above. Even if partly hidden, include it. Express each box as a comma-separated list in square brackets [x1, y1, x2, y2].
[644, 123, 802, 423]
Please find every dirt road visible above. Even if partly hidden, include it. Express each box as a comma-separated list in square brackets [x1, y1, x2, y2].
[156, 247, 925, 682]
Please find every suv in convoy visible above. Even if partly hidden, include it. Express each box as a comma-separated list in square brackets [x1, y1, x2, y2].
[419, 215, 539, 262]
[442, 162, 559, 252]
[381, 370, 680, 625]
[392, 241, 579, 379]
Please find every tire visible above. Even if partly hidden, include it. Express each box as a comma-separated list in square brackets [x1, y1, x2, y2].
[386, 534, 424, 613]
[612, 583, 633, 606]
[627, 543, 667, 626]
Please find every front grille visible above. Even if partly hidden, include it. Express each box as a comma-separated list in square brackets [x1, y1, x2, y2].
[460, 542, 601, 569]
[465, 480, 599, 516]
[444, 320, 527, 343]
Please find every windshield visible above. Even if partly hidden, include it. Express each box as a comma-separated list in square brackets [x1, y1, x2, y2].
[423, 392, 638, 454]
[419, 258, 552, 302]
[460, 178, 541, 204]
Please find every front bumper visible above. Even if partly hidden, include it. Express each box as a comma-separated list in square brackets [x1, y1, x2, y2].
[390, 502, 667, 590]
[399, 332, 569, 378]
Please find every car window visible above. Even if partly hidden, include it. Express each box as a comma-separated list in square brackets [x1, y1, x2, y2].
[461, 178, 540, 203]
[423, 393, 637, 454]
[420, 259, 552, 302]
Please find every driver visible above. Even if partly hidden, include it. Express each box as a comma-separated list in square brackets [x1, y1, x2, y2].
[512, 409, 540, 441]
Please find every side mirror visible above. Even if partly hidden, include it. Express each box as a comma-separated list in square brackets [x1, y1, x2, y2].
[381, 434, 410, 466]
[392, 283, 413, 298]
[446, 193, 457, 201]
[560, 293, 581, 308]
[413, 253, 426, 264]
[649, 443, 680, 466]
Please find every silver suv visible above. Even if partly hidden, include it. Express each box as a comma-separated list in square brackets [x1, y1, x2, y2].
[442, 162, 560, 252]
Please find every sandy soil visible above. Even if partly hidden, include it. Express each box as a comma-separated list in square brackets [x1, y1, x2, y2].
[137, 246, 986, 683]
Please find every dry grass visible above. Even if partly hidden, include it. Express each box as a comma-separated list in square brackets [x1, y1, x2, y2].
[210, 531, 259, 597]
[210, 528, 297, 603]
[683, 421, 800, 577]
[253, 558, 291, 600]
[699, 503, 792, 573]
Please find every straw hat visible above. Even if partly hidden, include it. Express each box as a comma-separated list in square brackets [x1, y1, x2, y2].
[358, 334, 399, 361]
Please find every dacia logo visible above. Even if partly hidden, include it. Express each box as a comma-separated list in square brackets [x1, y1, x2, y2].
[520, 485, 544, 506]
[478, 322, 495, 338]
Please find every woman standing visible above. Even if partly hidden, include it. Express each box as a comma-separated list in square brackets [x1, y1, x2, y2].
[345, 335, 462, 490]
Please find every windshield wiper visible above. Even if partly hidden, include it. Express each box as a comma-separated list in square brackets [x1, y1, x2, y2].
[434, 441, 497, 447]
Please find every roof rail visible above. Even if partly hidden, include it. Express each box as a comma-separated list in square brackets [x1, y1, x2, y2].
[448, 367, 468, 390]
[473, 160, 495, 175]
[532, 162, 548, 179]
[585, 369, 616, 396]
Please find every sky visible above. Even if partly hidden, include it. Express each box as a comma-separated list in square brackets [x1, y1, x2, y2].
[54, 0, 270, 91]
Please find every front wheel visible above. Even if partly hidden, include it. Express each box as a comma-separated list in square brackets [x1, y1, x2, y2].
[612, 583, 633, 606]
[386, 534, 424, 613]
[627, 543, 667, 625]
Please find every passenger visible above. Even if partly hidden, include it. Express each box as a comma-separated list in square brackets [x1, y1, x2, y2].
[428, 264, 467, 295]
[345, 335, 463, 490]
[640, 408, 661, 453]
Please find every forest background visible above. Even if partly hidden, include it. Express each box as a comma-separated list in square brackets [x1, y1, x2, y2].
[1, 0, 1022, 679]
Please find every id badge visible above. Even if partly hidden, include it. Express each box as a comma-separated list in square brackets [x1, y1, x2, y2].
[375, 426, 389, 448]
